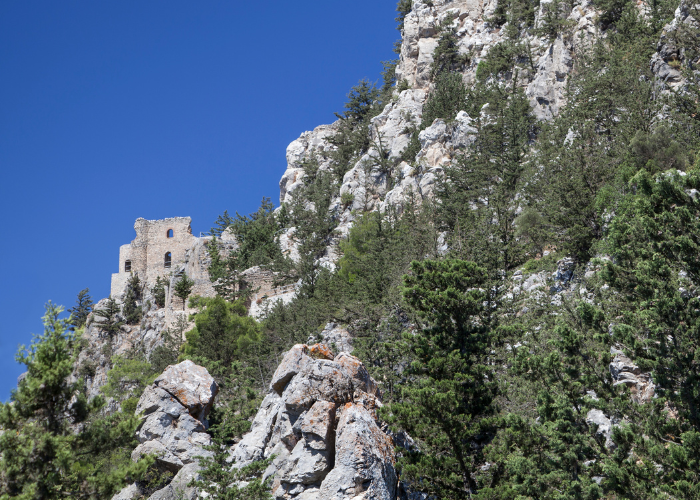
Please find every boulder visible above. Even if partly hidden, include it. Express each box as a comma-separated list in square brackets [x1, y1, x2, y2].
[610, 348, 655, 403]
[131, 361, 217, 478]
[318, 403, 397, 500]
[151, 359, 218, 421]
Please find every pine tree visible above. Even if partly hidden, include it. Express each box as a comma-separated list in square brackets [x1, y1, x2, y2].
[122, 273, 143, 325]
[68, 288, 93, 330]
[384, 260, 499, 499]
[0, 303, 150, 499]
[173, 272, 195, 310]
[191, 443, 273, 500]
[152, 276, 168, 309]
[439, 81, 534, 283]
[93, 296, 123, 338]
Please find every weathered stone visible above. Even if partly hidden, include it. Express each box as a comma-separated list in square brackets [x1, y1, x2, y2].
[131, 362, 216, 472]
[278, 438, 332, 485]
[136, 387, 186, 419]
[610, 348, 655, 403]
[111, 483, 144, 500]
[586, 409, 614, 449]
[300, 400, 336, 450]
[309, 343, 334, 360]
[309, 322, 353, 355]
[233, 392, 282, 463]
[152, 359, 218, 421]
[270, 344, 312, 394]
[283, 360, 354, 413]
[132, 440, 183, 471]
[318, 403, 397, 500]
[335, 353, 379, 397]
[147, 463, 202, 500]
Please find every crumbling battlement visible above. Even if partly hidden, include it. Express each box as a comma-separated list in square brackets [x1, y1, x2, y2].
[110, 217, 198, 297]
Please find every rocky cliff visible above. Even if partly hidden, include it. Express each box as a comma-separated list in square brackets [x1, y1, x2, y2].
[277, 0, 602, 264]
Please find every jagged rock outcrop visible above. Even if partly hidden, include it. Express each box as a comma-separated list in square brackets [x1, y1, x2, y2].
[113, 360, 218, 500]
[609, 348, 655, 404]
[132, 360, 218, 469]
[308, 322, 353, 355]
[232, 344, 396, 500]
[396, 0, 597, 118]
[277, 0, 602, 264]
[651, 0, 698, 89]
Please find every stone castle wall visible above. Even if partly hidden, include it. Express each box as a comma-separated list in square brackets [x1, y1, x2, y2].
[110, 217, 197, 297]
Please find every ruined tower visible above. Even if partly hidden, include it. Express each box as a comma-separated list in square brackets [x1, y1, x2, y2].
[110, 217, 197, 297]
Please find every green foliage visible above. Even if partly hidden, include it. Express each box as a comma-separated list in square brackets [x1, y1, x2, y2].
[487, 0, 539, 37]
[152, 275, 168, 309]
[102, 353, 158, 406]
[207, 199, 286, 301]
[227, 198, 284, 271]
[528, 28, 665, 261]
[384, 260, 499, 498]
[476, 41, 528, 81]
[123, 273, 143, 325]
[629, 126, 689, 174]
[93, 296, 123, 338]
[209, 209, 235, 237]
[439, 81, 535, 278]
[514, 207, 549, 257]
[68, 288, 93, 330]
[173, 272, 195, 310]
[421, 72, 468, 128]
[396, 0, 413, 31]
[534, 0, 575, 40]
[430, 16, 469, 79]
[149, 314, 188, 374]
[0, 304, 150, 499]
[181, 297, 260, 378]
[206, 360, 264, 442]
[329, 80, 380, 183]
[191, 444, 274, 500]
[601, 169, 700, 425]
[479, 301, 617, 499]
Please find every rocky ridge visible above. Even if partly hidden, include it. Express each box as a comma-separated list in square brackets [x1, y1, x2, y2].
[232, 344, 399, 500]
[277, 0, 603, 264]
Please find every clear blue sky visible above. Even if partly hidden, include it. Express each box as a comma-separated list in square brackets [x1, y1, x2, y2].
[0, 1, 399, 401]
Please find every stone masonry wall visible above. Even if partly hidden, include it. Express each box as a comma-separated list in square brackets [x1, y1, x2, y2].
[110, 217, 197, 297]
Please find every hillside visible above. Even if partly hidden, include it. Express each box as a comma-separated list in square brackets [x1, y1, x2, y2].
[3, 0, 700, 498]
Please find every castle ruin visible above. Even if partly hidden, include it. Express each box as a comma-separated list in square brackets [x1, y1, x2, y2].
[110, 217, 202, 297]
[110, 216, 297, 318]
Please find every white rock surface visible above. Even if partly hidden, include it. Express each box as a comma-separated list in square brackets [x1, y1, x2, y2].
[232, 344, 396, 500]
[135, 366, 214, 475]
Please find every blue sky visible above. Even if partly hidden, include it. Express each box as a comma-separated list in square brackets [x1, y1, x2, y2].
[0, 1, 399, 400]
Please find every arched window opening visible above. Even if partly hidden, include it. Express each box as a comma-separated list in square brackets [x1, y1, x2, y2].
[124, 260, 132, 272]
[167, 229, 174, 238]
[164, 252, 172, 268]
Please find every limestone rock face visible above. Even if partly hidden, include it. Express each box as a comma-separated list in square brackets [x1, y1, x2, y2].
[147, 463, 203, 500]
[132, 360, 218, 471]
[609, 348, 655, 404]
[652, 0, 698, 90]
[308, 322, 353, 355]
[232, 344, 396, 500]
[112, 361, 217, 500]
[275, 0, 604, 268]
